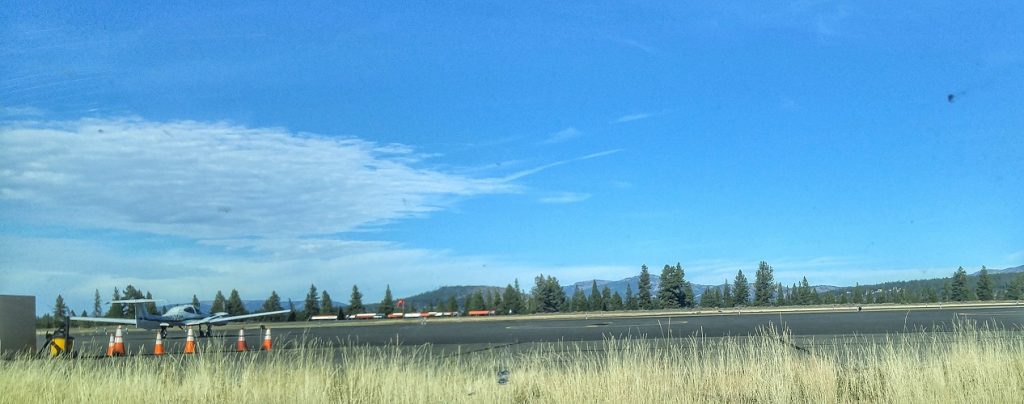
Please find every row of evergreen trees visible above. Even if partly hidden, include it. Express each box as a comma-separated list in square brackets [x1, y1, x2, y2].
[46, 264, 1024, 326]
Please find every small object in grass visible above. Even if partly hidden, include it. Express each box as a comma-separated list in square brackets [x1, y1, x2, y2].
[497, 368, 510, 385]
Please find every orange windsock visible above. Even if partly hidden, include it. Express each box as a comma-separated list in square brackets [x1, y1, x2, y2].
[261, 328, 272, 351]
[106, 333, 115, 357]
[112, 326, 126, 356]
[154, 331, 165, 356]
[184, 326, 197, 354]
[236, 329, 247, 352]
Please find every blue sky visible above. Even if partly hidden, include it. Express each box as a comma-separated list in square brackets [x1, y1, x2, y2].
[2, 2, 1022, 314]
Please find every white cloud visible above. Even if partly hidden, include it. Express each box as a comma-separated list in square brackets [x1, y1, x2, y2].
[613, 112, 654, 123]
[0, 118, 513, 239]
[541, 127, 582, 144]
[539, 192, 591, 204]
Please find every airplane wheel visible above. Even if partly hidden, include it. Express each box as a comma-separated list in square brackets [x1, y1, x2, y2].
[160, 329, 168, 339]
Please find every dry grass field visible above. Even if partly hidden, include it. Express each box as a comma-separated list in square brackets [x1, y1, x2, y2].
[3, 322, 1022, 403]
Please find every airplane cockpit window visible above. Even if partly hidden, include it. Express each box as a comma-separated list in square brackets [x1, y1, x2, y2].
[185, 307, 196, 314]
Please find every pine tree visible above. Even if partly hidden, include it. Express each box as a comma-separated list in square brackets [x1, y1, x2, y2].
[733, 270, 750, 305]
[469, 290, 487, 312]
[144, 291, 158, 314]
[610, 291, 624, 311]
[625, 284, 637, 310]
[191, 294, 201, 310]
[680, 263, 695, 308]
[1006, 274, 1024, 300]
[753, 261, 775, 306]
[571, 286, 587, 312]
[797, 277, 810, 305]
[492, 290, 503, 313]
[211, 290, 227, 314]
[502, 284, 521, 314]
[380, 285, 395, 314]
[853, 284, 863, 304]
[225, 289, 247, 316]
[302, 284, 320, 317]
[321, 290, 334, 314]
[513, 279, 526, 313]
[976, 266, 994, 301]
[286, 299, 297, 321]
[531, 274, 566, 313]
[637, 265, 653, 310]
[588, 280, 603, 311]
[349, 285, 365, 313]
[601, 286, 612, 311]
[106, 287, 123, 318]
[950, 267, 970, 301]
[446, 295, 458, 312]
[722, 281, 733, 307]
[776, 283, 787, 306]
[53, 294, 68, 323]
[262, 291, 283, 313]
[657, 264, 685, 309]
[92, 289, 102, 317]
[700, 288, 720, 308]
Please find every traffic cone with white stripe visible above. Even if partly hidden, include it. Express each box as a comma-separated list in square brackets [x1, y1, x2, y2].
[261, 328, 272, 351]
[236, 329, 247, 352]
[106, 333, 114, 357]
[153, 331, 165, 356]
[112, 326, 126, 356]
[184, 326, 197, 354]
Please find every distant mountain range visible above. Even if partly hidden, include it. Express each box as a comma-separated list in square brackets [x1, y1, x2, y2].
[972, 265, 1024, 276]
[562, 275, 712, 298]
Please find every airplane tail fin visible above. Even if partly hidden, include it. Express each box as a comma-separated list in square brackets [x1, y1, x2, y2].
[133, 302, 148, 325]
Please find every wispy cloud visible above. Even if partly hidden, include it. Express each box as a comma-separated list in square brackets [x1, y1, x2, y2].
[613, 112, 654, 123]
[541, 127, 582, 144]
[611, 37, 658, 55]
[539, 192, 591, 204]
[0, 105, 46, 117]
[0, 118, 513, 239]
[503, 149, 623, 181]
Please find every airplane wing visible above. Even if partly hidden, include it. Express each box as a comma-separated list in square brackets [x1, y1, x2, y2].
[69, 316, 137, 325]
[184, 309, 291, 326]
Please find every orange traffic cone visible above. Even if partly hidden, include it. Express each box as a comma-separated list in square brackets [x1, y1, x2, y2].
[236, 329, 247, 352]
[184, 326, 197, 354]
[261, 328, 272, 351]
[154, 331, 165, 356]
[106, 333, 114, 357]
[112, 326, 126, 356]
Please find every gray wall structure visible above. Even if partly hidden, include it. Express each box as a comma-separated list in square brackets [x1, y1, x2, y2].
[0, 295, 36, 358]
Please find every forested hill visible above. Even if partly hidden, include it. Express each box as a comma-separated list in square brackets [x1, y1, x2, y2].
[391, 285, 503, 311]
[828, 265, 1024, 301]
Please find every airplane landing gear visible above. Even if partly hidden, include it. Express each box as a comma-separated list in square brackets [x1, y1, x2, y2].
[160, 327, 168, 339]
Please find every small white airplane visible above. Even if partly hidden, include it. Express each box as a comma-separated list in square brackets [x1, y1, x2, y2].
[70, 299, 291, 338]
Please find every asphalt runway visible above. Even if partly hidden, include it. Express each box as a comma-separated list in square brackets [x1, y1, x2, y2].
[59, 305, 1024, 357]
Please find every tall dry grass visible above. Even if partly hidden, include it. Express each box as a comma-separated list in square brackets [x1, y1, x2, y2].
[2, 322, 1022, 403]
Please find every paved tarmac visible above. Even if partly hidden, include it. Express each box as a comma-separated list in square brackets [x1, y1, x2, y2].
[57, 305, 1024, 357]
